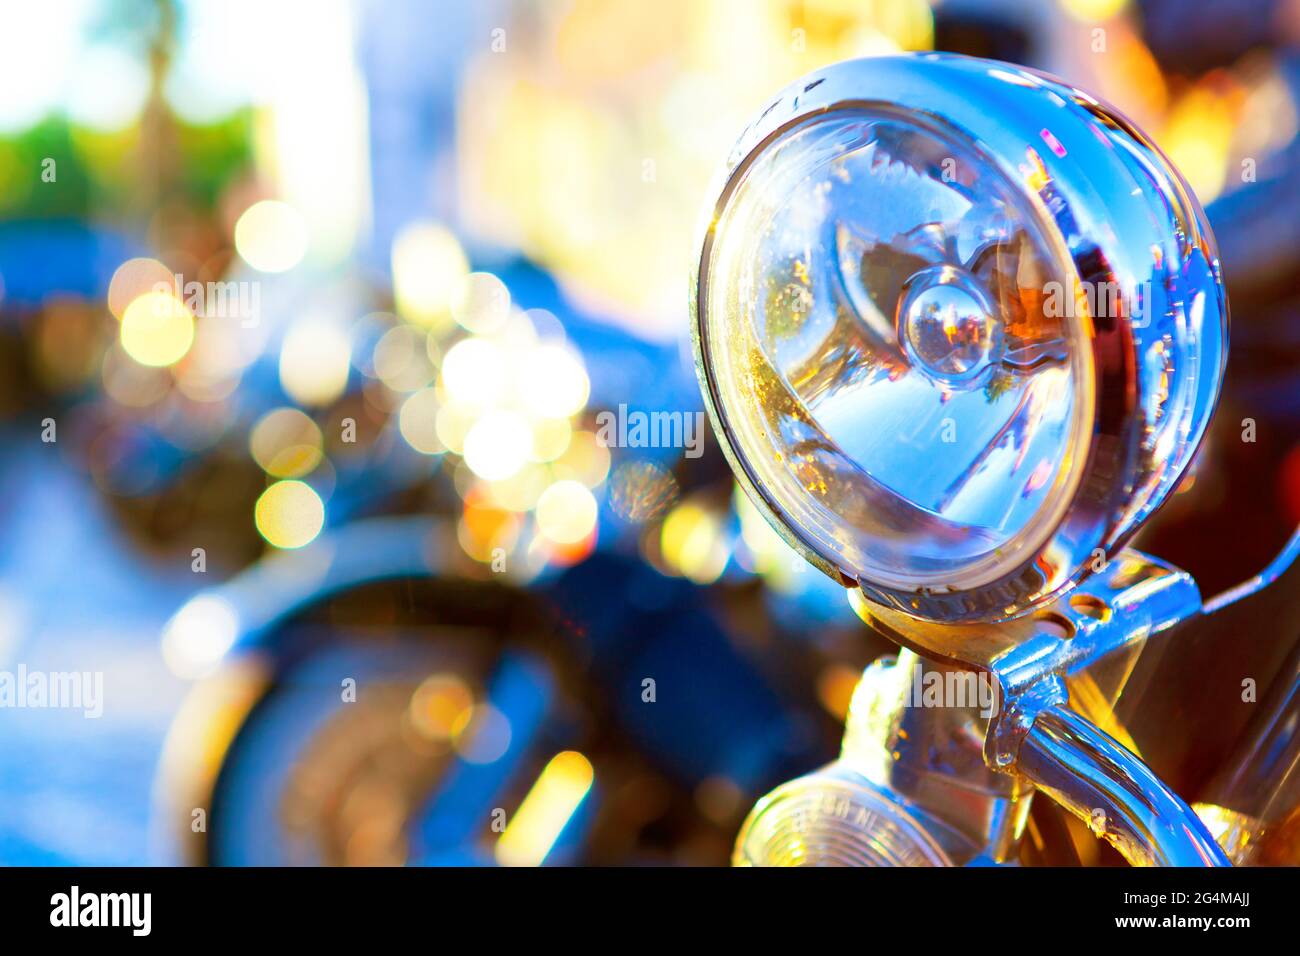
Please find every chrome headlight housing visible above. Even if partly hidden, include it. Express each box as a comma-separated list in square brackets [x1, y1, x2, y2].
[691, 54, 1227, 623]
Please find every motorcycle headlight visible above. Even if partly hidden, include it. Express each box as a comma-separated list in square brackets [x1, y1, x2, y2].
[692, 54, 1227, 623]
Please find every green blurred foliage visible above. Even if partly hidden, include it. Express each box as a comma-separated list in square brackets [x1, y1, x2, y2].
[0, 110, 253, 221]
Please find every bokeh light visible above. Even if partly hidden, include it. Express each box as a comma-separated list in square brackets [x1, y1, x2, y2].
[254, 479, 326, 549]
[458, 490, 523, 562]
[408, 674, 474, 743]
[391, 222, 469, 328]
[1059, 0, 1129, 21]
[450, 272, 511, 334]
[660, 500, 728, 584]
[160, 595, 240, 680]
[235, 200, 309, 273]
[373, 325, 435, 392]
[482, 463, 551, 513]
[519, 343, 589, 418]
[535, 479, 598, 545]
[440, 337, 506, 409]
[120, 290, 196, 368]
[108, 258, 175, 320]
[733, 486, 806, 591]
[529, 417, 572, 463]
[609, 460, 678, 523]
[398, 388, 444, 455]
[495, 751, 594, 867]
[279, 319, 352, 406]
[434, 402, 477, 455]
[463, 410, 532, 481]
[250, 407, 324, 478]
[1161, 86, 1237, 203]
[550, 430, 611, 488]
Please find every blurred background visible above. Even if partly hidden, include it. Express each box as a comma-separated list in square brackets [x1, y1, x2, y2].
[1, 0, 1298, 866]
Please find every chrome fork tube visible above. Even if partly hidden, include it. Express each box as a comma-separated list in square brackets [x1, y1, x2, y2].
[1018, 705, 1230, 867]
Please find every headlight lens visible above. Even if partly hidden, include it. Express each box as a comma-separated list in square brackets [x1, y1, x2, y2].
[703, 110, 1089, 596]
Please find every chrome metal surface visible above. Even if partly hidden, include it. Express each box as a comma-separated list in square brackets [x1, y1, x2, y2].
[701, 54, 1253, 870]
[840, 651, 1032, 862]
[735, 650, 1030, 866]
[692, 53, 1228, 624]
[816, 557, 1224, 867]
[737, 553, 1243, 866]
[849, 547, 1200, 675]
[1018, 705, 1230, 867]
